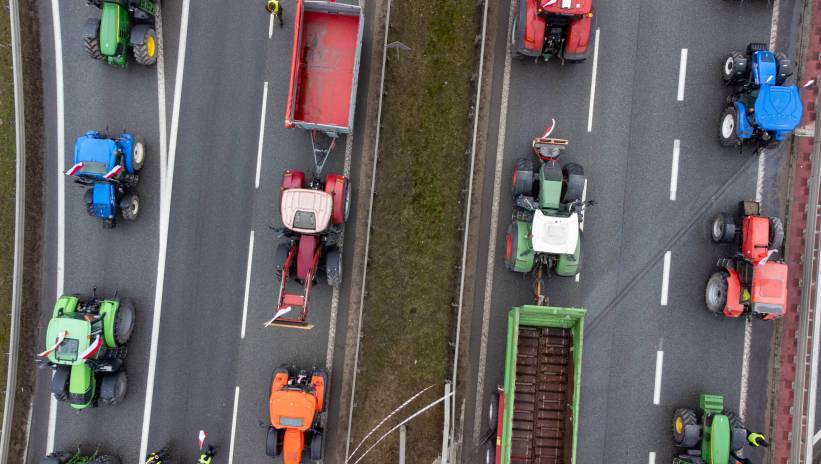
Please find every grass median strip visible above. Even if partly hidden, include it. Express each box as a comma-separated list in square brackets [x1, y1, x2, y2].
[349, 0, 479, 462]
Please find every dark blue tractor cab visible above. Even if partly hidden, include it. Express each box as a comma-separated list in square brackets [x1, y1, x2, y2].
[720, 43, 803, 148]
[66, 131, 144, 228]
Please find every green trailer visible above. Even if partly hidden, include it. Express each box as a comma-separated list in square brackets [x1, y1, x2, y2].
[488, 305, 586, 464]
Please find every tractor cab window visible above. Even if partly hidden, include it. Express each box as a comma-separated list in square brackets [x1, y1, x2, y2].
[55, 338, 79, 362]
[79, 161, 108, 176]
[293, 211, 317, 230]
[279, 417, 304, 428]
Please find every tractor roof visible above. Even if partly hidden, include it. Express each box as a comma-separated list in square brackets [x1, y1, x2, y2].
[45, 317, 91, 365]
[531, 210, 580, 255]
[281, 189, 333, 234]
[751, 261, 788, 314]
[754, 85, 803, 132]
[74, 136, 117, 170]
[268, 389, 318, 432]
[538, 0, 592, 15]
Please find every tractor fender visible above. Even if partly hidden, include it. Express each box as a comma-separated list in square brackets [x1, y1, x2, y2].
[98, 299, 120, 348]
[681, 424, 700, 450]
[52, 295, 79, 319]
[734, 101, 753, 140]
[324, 173, 348, 226]
[281, 170, 305, 191]
[130, 24, 152, 45]
[513, 0, 544, 57]
[562, 163, 586, 203]
[117, 133, 136, 173]
[505, 221, 535, 273]
[564, 12, 595, 61]
[556, 233, 582, 277]
[83, 17, 100, 39]
[724, 268, 745, 318]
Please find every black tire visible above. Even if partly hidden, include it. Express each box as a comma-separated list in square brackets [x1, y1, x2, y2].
[51, 366, 70, 402]
[343, 178, 351, 222]
[725, 410, 746, 451]
[562, 163, 585, 203]
[311, 369, 329, 412]
[504, 223, 517, 271]
[113, 299, 135, 347]
[99, 370, 128, 406]
[84, 35, 103, 60]
[119, 192, 140, 221]
[131, 138, 145, 171]
[326, 248, 342, 287]
[133, 27, 158, 65]
[265, 427, 280, 457]
[776, 52, 794, 85]
[747, 42, 769, 53]
[488, 392, 499, 432]
[511, 158, 535, 197]
[769, 216, 785, 251]
[90, 456, 121, 464]
[719, 107, 740, 147]
[274, 243, 291, 280]
[309, 431, 323, 461]
[711, 213, 737, 243]
[705, 272, 729, 314]
[723, 51, 748, 84]
[84, 189, 95, 216]
[672, 408, 699, 447]
[510, 17, 524, 60]
[42, 451, 72, 464]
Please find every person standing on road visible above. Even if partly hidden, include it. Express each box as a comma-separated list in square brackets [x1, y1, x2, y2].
[266, 0, 284, 28]
[746, 429, 770, 448]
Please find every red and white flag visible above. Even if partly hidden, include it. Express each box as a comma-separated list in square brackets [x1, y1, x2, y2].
[79, 335, 103, 360]
[198, 430, 208, 450]
[38, 330, 68, 357]
[65, 162, 84, 176]
[103, 165, 124, 180]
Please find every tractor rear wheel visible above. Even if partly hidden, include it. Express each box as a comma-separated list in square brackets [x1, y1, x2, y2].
[672, 408, 699, 447]
[511, 158, 535, 197]
[51, 366, 70, 402]
[132, 138, 145, 171]
[265, 427, 281, 457]
[119, 193, 140, 221]
[41, 451, 72, 464]
[488, 392, 499, 432]
[711, 213, 737, 243]
[722, 51, 748, 84]
[725, 410, 746, 451]
[769, 217, 785, 251]
[84, 189, 95, 216]
[706, 272, 729, 315]
[776, 52, 794, 85]
[719, 107, 739, 147]
[113, 299, 135, 347]
[89, 456, 121, 464]
[310, 431, 323, 461]
[274, 243, 291, 280]
[326, 248, 342, 287]
[84, 36, 103, 60]
[133, 27, 158, 65]
[99, 370, 128, 406]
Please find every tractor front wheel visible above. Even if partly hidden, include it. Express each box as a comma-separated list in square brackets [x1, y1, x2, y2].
[725, 410, 746, 451]
[711, 213, 736, 243]
[132, 138, 145, 171]
[484, 441, 495, 464]
[722, 51, 748, 84]
[84, 189, 95, 216]
[83, 36, 102, 60]
[113, 299, 135, 347]
[119, 193, 140, 221]
[769, 217, 785, 251]
[99, 370, 128, 406]
[133, 27, 158, 65]
[706, 272, 729, 315]
[672, 408, 699, 447]
[310, 431, 323, 461]
[719, 107, 740, 147]
[51, 366, 70, 402]
[326, 248, 342, 287]
[488, 392, 499, 432]
[89, 456, 121, 464]
[265, 427, 281, 457]
[41, 451, 73, 464]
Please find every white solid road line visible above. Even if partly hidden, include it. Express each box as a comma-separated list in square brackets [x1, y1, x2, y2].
[241, 231, 255, 339]
[155, 3, 168, 194]
[660, 251, 671, 306]
[473, 0, 516, 445]
[268, 14, 274, 39]
[587, 28, 600, 133]
[649, 452, 656, 464]
[669, 139, 680, 201]
[228, 386, 240, 464]
[255, 82, 269, 189]
[677, 49, 688, 101]
[739, 316, 752, 419]
[653, 351, 664, 405]
[47, 0, 65, 454]
[139, 0, 191, 460]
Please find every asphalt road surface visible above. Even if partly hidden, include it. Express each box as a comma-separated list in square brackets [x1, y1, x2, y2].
[460, 0, 803, 463]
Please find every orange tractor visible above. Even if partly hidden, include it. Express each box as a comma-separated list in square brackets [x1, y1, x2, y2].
[266, 366, 328, 463]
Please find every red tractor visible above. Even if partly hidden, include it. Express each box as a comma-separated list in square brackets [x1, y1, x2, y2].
[266, 365, 327, 464]
[706, 201, 788, 320]
[511, 0, 595, 63]
[266, 170, 350, 329]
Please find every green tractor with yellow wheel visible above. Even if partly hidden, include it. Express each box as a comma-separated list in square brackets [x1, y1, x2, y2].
[82, 0, 158, 68]
[672, 394, 747, 463]
[41, 448, 120, 464]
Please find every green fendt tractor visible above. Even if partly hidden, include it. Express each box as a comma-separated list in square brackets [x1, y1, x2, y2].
[37, 291, 134, 410]
[505, 122, 589, 302]
[672, 394, 746, 463]
[42, 448, 120, 464]
[83, 0, 158, 67]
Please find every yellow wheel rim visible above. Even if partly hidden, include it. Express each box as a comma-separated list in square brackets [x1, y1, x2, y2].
[675, 416, 683, 434]
[146, 35, 156, 57]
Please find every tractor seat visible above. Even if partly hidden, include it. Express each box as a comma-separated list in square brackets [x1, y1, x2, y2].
[281, 189, 333, 234]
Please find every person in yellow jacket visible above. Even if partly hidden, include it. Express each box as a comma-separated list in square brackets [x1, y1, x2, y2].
[266, 0, 284, 28]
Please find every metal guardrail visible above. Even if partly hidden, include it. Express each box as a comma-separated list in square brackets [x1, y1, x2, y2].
[0, 0, 27, 462]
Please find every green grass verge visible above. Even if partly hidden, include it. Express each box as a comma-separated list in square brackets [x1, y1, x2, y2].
[0, 5, 16, 421]
[350, 1, 478, 462]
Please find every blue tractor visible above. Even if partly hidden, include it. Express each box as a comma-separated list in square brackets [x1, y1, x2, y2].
[720, 43, 803, 148]
[66, 131, 144, 228]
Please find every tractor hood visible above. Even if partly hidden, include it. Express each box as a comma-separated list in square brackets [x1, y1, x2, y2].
[269, 390, 317, 432]
[539, 0, 592, 15]
[754, 85, 803, 132]
[531, 210, 580, 255]
[92, 183, 116, 219]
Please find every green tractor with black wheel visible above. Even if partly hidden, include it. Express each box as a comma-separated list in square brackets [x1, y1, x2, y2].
[83, 0, 158, 67]
[41, 448, 120, 464]
[504, 121, 589, 303]
[672, 394, 747, 463]
[36, 291, 134, 410]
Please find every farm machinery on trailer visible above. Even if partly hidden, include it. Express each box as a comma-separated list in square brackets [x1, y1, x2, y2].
[511, 0, 595, 63]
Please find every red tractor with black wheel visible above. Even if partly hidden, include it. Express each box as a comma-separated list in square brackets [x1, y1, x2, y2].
[705, 201, 788, 320]
[511, 0, 595, 63]
[266, 170, 350, 329]
[266, 365, 327, 464]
